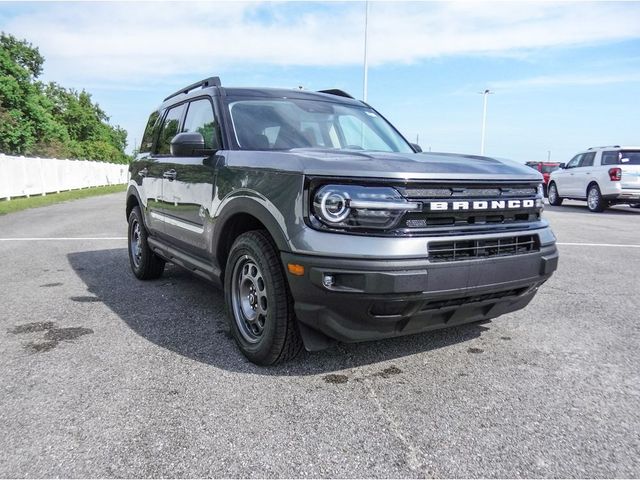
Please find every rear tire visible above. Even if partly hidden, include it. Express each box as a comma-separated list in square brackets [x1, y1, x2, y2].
[547, 182, 563, 206]
[586, 184, 607, 213]
[224, 230, 302, 365]
[128, 206, 165, 280]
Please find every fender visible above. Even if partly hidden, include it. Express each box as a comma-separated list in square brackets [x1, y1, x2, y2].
[212, 196, 290, 254]
[126, 183, 143, 219]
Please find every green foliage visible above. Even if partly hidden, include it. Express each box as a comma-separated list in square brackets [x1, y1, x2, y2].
[0, 32, 130, 163]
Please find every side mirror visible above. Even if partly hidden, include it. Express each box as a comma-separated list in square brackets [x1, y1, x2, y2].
[170, 132, 205, 157]
[559, 163, 566, 169]
[410, 143, 422, 153]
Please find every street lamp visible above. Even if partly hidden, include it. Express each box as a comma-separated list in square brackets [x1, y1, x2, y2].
[479, 89, 493, 155]
[362, 1, 369, 102]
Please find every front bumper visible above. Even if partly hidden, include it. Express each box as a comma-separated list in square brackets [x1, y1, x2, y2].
[283, 237, 558, 350]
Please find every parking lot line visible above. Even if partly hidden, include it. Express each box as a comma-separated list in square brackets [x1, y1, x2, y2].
[0, 237, 127, 241]
[557, 242, 640, 248]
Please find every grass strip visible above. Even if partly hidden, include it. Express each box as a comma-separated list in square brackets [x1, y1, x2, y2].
[0, 184, 126, 216]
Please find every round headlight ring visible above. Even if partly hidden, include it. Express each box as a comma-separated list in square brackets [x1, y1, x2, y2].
[320, 190, 351, 223]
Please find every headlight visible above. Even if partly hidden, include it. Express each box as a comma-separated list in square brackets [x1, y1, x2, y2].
[536, 183, 544, 209]
[311, 184, 421, 230]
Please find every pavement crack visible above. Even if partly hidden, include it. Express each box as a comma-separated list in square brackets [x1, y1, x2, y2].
[359, 371, 432, 477]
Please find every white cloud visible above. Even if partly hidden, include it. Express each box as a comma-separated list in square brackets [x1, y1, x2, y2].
[2, 1, 640, 85]
[489, 72, 640, 90]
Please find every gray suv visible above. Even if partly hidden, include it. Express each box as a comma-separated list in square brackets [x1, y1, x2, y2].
[126, 77, 558, 365]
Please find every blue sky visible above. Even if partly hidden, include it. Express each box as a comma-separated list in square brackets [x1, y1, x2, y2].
[1, 1, 639, 163]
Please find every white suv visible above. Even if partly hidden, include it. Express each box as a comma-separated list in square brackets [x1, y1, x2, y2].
[548, 146, 640, 212]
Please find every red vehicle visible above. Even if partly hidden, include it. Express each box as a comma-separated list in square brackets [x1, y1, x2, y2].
[526, 162, 561, 196]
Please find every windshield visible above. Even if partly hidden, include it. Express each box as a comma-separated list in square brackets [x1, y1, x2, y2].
[227, 98, 414, 153]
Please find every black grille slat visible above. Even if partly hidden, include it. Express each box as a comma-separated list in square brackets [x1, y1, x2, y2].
[420, 287, 528, 311]
[428, 235, 539, 262]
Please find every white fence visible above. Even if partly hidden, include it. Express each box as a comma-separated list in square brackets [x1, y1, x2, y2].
[0, 154, 129, 200]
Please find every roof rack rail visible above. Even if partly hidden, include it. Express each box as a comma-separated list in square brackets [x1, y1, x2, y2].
[317, 89, 355, 99]
[587, 145, 620, 150]
[164, 77, 221, 102]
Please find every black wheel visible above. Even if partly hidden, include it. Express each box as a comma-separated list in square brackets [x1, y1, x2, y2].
[547, 182, 563, 206]
[224, 230, 302, 365]
[586, 183, 607, 213]
[128, 206, 165, 280]
[632, 203, 640, 209]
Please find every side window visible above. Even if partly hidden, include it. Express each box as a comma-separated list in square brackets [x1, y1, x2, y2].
[155, 104, 185, 155]
[580, 152, 595, 167]
[566, 154, 582, 169]
[140, 110, 162, 153]
[601, 151, 619, 165]
[182, 99, 219, 150]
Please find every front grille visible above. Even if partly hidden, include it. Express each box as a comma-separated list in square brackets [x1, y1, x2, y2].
[395, 182, 542, 234]
[428, 234, 539, 262]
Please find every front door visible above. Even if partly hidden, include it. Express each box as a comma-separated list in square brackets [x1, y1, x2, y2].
[161, 98, 219, 258]
[556, 154, 583, 197]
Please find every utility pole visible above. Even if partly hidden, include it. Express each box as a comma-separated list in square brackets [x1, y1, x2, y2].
[362, 1, 369, 102]
[479, 89, 493, 155]
[547, 150, 551, 161]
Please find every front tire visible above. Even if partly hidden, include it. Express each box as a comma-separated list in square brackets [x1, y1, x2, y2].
[224, 230, 302, 365]
[547, 182, 563, 206]
[587, 184, 607, 212]
[128, 206, 165, 280]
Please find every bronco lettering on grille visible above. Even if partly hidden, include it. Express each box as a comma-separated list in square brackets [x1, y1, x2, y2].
[428, 199, 535, 211]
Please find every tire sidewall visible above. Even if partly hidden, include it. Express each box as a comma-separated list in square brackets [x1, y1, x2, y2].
[587, 184, 604, 212]
[548, 183, 559, 205]
[128, 207, 151, 276]
[224, 234, 288, 363]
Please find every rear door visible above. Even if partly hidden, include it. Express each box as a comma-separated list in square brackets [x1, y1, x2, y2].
[149, 103, 187, 240]
[134, 110, 165, 235]
[161, 97, 219, 258]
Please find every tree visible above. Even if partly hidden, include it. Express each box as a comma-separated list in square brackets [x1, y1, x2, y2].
[0, 32, 130, 163]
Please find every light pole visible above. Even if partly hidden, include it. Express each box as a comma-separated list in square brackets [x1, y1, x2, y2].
[479, 89, 493, 155]
[363, 0, 369, 102]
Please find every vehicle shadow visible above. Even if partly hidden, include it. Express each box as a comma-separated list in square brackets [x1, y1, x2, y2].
[67, 248, 489, 376]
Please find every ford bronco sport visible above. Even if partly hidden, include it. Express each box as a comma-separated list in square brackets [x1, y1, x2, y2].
[126, 77, 558, 365]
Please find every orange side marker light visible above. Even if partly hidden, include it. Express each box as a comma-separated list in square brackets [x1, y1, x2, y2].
[287, 263, 305, 276]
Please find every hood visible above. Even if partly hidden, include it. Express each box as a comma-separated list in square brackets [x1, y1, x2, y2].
[226, 149, 543, 182]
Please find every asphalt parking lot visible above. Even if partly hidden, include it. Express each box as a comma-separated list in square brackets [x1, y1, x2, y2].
[0, 192, 639, 478]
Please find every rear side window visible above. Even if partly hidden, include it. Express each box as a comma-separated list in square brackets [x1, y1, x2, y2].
[140, 111, 161, 153]
[620, 150, 640, 165]
[601, 151, 619, 165]
[155, 104, 186, 155]
[580, 152, 595, 167]
[182, 99, 219, 150]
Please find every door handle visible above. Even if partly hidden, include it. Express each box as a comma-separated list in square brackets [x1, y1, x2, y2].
[163, 169, 177, 181]
[138, 167, 148, 177]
